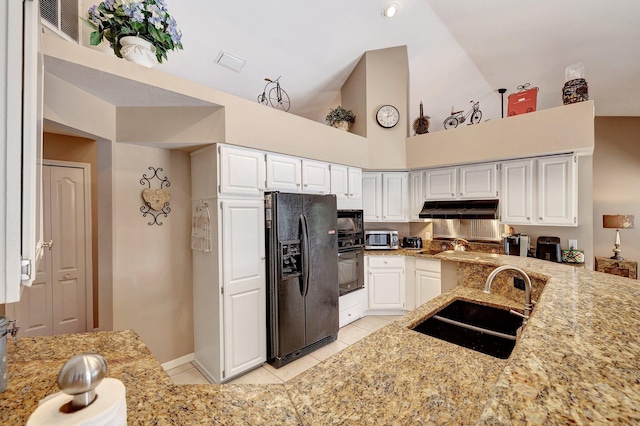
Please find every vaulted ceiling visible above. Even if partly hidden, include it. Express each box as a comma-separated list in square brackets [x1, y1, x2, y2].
[144, 0, 640, 132]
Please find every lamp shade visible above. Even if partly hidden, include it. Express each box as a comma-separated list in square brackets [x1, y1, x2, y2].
[603, 214, 635, 229]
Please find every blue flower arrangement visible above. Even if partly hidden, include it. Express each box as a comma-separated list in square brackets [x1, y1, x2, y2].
[84, 0, 183, 63]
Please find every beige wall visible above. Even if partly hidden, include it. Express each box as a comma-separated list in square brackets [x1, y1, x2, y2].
[407, 101, 595, 168]
[341, 54, 367, 138]
[113, 143, 193, 363]
[593, 117, 640, 262]
[364, 46, 409, 169]
[42, 133, 100, 327]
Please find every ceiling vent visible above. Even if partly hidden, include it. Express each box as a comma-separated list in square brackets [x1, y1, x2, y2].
[40, 0, 79, 43]
[214, 50, 246, 73]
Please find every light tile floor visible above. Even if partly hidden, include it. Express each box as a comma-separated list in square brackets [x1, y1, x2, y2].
[165, 315, 402, 385]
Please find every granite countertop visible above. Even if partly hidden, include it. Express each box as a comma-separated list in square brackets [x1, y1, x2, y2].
[2, 252, 639, 424]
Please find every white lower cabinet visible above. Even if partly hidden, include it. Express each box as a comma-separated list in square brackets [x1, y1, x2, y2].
[414, 259, 441, 307]
[366, 256, 406, 312]
[339, 288, 367, 327]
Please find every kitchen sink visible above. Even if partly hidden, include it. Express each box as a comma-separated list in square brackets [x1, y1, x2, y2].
[412, 300, 523, 359]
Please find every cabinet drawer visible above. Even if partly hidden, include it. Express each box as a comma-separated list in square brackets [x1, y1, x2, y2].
[368, 256, 404, 268]
[415, 258, 441, 274]
[339, 303, 363, 327]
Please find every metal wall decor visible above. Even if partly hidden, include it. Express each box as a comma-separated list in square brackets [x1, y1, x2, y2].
[140, 166, 171, 226]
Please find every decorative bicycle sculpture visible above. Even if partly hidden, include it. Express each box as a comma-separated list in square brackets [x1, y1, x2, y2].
[443, 100, 482, 129]
[257, 76, 290, 112]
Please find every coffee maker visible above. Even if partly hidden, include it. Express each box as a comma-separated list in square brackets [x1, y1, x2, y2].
[504, 233, 529, 257]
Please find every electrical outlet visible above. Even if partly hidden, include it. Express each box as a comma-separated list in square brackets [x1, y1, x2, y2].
[514, 277, 526, 291]
[568, 239, 578, 249]
[425, 231, 431, 240]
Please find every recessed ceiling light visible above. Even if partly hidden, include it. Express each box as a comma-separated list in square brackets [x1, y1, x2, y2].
[382, 3, 399, 18]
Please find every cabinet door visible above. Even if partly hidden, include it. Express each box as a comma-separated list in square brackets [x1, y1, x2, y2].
[537, 155, 577, 226]
[409, 171, 425, 220]
[219, 145, 265, 196]
[302, 159, 330, 194]
[347, 167, 362, 201]
[368, 268, 404, 309]
[362, 173, 382, 222]
[500, 160, 534, 225]
[221, 199, 266, 379]
[266, 153, 301, 192]
[330, 164, 349, 202]
[415, 271, 440, 307]
[382, 173, 408, 222]
[459, 163, 498, 199]
[425, 168, 457, 200]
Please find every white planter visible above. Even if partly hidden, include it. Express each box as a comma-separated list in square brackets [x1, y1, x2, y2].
[333, 121, 349, 131]
[119, 36, 159, 68]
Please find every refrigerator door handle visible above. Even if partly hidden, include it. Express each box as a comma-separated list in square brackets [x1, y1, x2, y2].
[300, 214, 310, 297]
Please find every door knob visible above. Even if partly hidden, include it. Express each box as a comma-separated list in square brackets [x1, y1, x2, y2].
[43, 240, 54, 250]
[64, 273, 71, 279]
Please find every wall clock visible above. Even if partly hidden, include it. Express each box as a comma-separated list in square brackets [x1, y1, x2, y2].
[376, 105, 400, 128]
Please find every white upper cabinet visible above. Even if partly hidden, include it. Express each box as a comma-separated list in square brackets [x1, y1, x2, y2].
[425, 164, 498, 201]
[425, 167, 457, 200]
[500, 154, 577, 226]
[266, 153, 302, 192]
[537, 154, 577, 226]
[458, 163, 499, 199]
[218, 145, 265, 197]
[409, 171, 424, 220]
[382, 173, 409, 222]
[266, 154, 331, 194]
[362, 172, 408, 222]
[362, 173, 383, 221]
[301, 159, 331, 194]
[500, 159, 534, 225]
[330, 165, 362, 209]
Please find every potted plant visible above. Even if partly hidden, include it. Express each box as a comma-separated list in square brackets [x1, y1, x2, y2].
[83, 0, 183, 67]
[325, 106, 356, 131]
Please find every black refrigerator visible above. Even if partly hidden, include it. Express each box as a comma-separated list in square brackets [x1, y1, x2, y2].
[264, 192, 339, 368]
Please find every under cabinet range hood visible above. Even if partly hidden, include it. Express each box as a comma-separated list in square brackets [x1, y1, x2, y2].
[419, 200, 499, 220]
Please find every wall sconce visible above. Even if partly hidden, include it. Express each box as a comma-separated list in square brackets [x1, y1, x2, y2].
[603, 214, 635, 260]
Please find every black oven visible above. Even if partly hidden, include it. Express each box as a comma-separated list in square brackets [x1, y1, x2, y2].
[337, 210, 364, 296]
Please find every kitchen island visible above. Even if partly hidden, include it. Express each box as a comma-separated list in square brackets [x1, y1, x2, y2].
[2, 251, 639, 424]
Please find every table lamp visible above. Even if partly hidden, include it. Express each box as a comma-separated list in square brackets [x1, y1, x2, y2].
[603, 214, 635, 260]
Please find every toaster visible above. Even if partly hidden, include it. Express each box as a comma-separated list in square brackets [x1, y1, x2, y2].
[536, 236, 561, 262]
[402, 236, 423, 249]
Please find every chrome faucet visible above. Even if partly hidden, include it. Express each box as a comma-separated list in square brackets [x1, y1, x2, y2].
[484, 265, 534, 324]
[452, 238, 469, 251]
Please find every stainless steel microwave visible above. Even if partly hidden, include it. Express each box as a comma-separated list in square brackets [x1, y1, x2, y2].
[364, 230, 399, 250]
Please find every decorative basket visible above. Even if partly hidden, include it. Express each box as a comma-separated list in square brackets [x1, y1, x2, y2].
[333, 121, 350, 131]
[563, 78, 588, 105]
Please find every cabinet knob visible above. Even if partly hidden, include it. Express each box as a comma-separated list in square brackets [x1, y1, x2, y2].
[451, 193, 454, 197]
[526, 217, 530, 220]
[296, 183, 300, 187]
[539, 217, 543, 220]
[349, 193, 353, 196]
[348, 313, 352, 317]
[304, 184, 308, 187]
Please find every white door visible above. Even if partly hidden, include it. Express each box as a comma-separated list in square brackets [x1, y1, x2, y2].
[382, 173, 408, 222]
[415, 271, 440, 307]
[409, 171, 424, 220]
[347, 167, 362, 201]
[266, 154, 301, 192]
[362, 173, 382, 222]
[221, 199, 266, 379]
[218, 145, 265, 196]
[459, 163, 498, 199]
[8, 165, 88, 336]
[368, 269, 405, 309]
[500, 160, 534, 225]
[301, 159, 330, 194]
[537, 155, 577, 226]
[425, 168, 457, 200]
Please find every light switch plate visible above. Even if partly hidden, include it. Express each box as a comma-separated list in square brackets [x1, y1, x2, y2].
[568, 239, 578, 249]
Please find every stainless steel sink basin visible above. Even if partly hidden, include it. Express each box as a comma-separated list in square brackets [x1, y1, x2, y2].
[412, 300, 523, 359]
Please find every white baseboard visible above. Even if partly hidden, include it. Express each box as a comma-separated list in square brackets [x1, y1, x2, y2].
[161, 353, 194, 371]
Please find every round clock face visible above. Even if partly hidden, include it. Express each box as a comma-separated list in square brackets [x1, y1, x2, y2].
[376, 105, 400, 128]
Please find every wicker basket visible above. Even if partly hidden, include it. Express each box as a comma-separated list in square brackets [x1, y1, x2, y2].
[563, 78, 588, 105]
